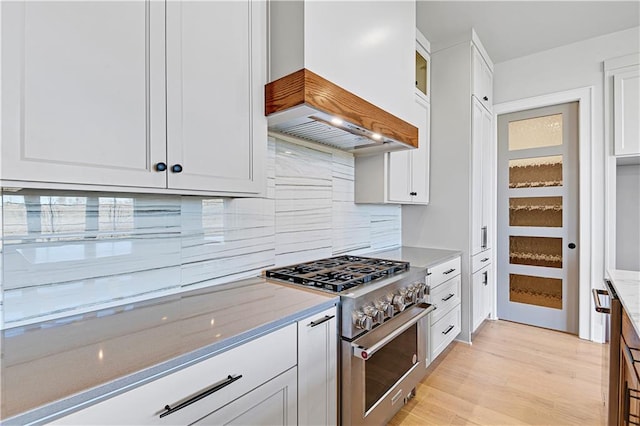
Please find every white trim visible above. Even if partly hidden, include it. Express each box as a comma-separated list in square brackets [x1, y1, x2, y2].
[493, 86, 596, 342]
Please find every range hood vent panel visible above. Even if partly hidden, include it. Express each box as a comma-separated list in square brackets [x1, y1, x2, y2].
[265, 69, 418, 155]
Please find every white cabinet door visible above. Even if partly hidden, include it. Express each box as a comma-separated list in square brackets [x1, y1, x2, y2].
[472, 268, 483, 332]
[195, 368, 297, 426]
[471, 97, 493, 255]
[480, 101, 493, 251]
[387, 96, 430, 204]
[387, 150, 412, 203]
[614, 66, 640, 157]
[472, 46, 492, 111]
[166, 0, 266, 195]
[298, 306, 338, 426]
[1, 1, 166, 188]
[410, 98, 431, 204]
[472, 265, 492, 333]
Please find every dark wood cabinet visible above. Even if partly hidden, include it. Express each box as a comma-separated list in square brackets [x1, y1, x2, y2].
[619, 309, 640, 425]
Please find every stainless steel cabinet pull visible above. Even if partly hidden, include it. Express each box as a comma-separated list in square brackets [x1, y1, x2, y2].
[592, 288, 611, 314]
[442, 294, 455, 302]
[160, 374, 242, 418]
[482, 271, 488, 286]
[308, 315, 335, 327]
[481, 226, 488, 249]
[442, 325, 455, 335]
[443, 268, 456, 275]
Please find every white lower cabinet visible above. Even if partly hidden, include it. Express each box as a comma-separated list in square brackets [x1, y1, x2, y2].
[297, 307, 338, 426]
[195, 368, 297, 426]
[51, 324, 298, 425]
[51, 305, 339, 426]
[471, 250, 493, 333]
[472, 266, 492, 333]
[426, 256, 462, 363]
[430, 304, 461, 361]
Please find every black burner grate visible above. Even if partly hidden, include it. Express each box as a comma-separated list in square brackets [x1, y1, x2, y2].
[264, 255, 410, 292]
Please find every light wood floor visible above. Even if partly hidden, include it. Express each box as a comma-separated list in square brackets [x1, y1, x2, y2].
[388, 320, 607, 426]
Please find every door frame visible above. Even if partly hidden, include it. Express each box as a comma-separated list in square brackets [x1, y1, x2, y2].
[493, 86, 595, 342]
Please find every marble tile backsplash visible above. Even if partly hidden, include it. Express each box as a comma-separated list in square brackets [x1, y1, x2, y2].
[0, 138, 401, 328]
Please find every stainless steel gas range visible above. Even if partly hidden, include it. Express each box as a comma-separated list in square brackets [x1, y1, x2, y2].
[265, 255, 434, 425]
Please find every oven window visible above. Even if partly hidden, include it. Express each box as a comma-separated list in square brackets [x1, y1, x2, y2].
[365, 323, 418, 412]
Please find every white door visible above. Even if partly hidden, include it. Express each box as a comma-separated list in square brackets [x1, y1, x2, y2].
[496, 102, 579, 333]
[1, 1, 167, 188]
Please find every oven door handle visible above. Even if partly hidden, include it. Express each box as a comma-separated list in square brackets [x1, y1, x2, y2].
[351, 303, 435, 360]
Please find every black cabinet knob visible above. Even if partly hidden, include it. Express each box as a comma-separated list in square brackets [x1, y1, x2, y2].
[155, 162, 167, 172]
[171, 164, 183, 173]
[568, 243, 576, 249]
[409, 192, 417, 196]
[483, 96, 489, 101]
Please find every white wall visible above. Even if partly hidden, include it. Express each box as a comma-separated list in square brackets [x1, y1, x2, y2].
[493, 26, 640, 340]
[616, 164, 640, 271]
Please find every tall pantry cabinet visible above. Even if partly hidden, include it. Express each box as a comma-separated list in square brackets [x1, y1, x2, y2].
[403, 30, 495, 343]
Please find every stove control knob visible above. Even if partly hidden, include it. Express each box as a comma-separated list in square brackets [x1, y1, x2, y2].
[364, 305, 384, 325]
[405, 288, 417, 304]
[377, 300, 395, 319]
[354, 312, 373, 331]
[415, 283, 426, 300]
[392, 294, 406, 313]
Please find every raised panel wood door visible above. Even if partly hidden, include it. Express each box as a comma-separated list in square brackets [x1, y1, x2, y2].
[165, 0, 266, 195]
[1, 1, 167, 188]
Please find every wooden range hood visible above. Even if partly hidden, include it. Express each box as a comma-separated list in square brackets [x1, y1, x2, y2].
[265, 69, 418, 156]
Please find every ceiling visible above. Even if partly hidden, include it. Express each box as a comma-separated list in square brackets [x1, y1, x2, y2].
[417, 1, 640, 64]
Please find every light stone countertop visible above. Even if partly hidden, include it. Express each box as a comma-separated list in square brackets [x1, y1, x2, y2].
[366, 246, 462, 270]
[608, 269, 640, 336]
[1, 277, 337, 425]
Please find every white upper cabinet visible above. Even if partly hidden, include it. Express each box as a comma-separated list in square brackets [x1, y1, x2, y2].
[268, 0, 416, 123]
[387, 97, 430, 204]
[1, 1, 166, 189]
[355, 54, 431, 205]
[1, 0, 266, 197]
[613, 65, 640, 157]
[472, 45, 493, 111]
[415, 29, 431, 103]
[166, 0, 266, 194]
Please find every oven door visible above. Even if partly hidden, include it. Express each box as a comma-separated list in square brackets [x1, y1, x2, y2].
[341, 302, 434, 426]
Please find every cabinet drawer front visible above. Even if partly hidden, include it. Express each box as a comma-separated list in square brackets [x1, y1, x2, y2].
[431, 304, 461, 361]
[472, 249, 493, 273]
[53, 324, 297, 425]
[429, 275, 461, 323]
[428, 257, 461, 288]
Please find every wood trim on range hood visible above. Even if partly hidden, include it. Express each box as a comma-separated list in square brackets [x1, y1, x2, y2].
[265, 68, 418, 155]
